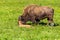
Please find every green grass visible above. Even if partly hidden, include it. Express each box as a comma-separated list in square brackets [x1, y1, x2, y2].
[0, 0, 60, 40]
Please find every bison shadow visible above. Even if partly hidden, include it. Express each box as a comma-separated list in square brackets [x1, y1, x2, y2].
[27, 22, 59, 26]
[39, 22, 59, 26]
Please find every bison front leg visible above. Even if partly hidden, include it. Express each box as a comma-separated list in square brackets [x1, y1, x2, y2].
[35, 18, 40, 24]
[31, 16, 36, 24]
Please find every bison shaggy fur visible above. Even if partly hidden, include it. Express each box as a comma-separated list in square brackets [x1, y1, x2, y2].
[18, 4, 54, 26]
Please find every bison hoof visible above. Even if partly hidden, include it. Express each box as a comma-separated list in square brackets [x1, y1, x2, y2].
[49, 23, 54, 26]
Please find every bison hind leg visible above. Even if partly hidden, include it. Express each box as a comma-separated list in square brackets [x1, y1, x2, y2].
[47, 17, 54, 26]
[49, 23, 54, 26]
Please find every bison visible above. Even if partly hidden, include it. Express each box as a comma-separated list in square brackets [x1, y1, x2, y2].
[18, 4, 54, 26]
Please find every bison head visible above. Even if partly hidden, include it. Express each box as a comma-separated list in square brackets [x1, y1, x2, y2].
[18, 15, 26, 24]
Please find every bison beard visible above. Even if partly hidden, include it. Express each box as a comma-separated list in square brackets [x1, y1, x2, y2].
[18, 4, 54, 26]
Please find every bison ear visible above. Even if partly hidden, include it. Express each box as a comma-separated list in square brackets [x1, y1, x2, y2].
[20, 16, 22, 18]
[18, 15, 23, 20]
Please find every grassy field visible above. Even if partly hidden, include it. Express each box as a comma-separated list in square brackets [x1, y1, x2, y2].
[0, 0, 60, 40]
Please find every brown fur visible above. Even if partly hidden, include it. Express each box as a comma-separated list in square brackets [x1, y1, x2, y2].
[18, 4, 54, 26]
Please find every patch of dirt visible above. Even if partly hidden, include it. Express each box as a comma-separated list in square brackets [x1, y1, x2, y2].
[18, 21, 31, 28]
